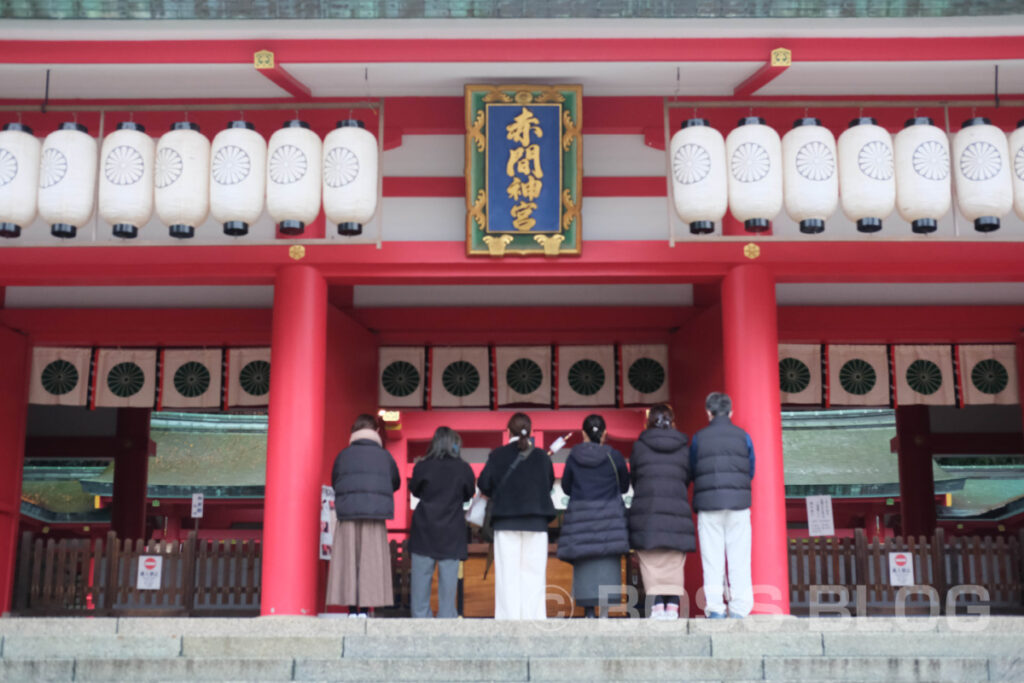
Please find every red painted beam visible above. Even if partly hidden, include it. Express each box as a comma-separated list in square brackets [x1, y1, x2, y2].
[733, 50, 790, 97]
[779, 306, 1024, 344]
[4, 37, 1024, 65]
[256, 63, 312, 101]
[25, 437, 121, 460]
[382, 176, 666, 198]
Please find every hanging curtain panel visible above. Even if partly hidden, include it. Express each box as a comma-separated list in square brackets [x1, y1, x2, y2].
[778, 344, 822, 405]
[557, 345, 616, 407]
[827, 345, 890, 407]
[161, 349, 223, 410]
[378, 346, 425, 408]
[495, 346, 551, 407]
[430, 346, 490, 408]
[29, 347, 92, 407]
[94, 349, 157, 409]
[227, 347, 271, 408]
[959, 345, 1019, 406]
[894, 345, 956, 406]
[621, 344, 670, 405]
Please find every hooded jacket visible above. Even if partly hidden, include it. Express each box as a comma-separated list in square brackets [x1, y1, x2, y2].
[627, 427, 696, 553]
[556, 441, 630, 562]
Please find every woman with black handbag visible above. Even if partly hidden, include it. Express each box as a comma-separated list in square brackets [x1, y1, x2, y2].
[478, 412, 555, 620]
[557, 414, 630, 618]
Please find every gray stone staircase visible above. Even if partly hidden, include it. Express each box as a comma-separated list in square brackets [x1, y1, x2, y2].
[0, 615, 1021, 681]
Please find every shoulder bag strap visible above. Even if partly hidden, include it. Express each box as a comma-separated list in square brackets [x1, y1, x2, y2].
[492, 450, 527, 501]
[604, 447, 620, 490]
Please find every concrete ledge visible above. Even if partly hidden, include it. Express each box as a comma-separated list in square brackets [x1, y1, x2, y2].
[294, 657, 529, 681]
[74, 657, 294, 681]
[119, 616, 366, 637]
[0, 618, 118, 636]
[712, 632, 823, 657]
[364, 618, 688, 636]
[2, 635, 181, 659]
[936, 615, 1024, 633]
[824, 632, 1022, 657]
[764, 656, 989, 681]
[688, 616, 938, 634]
[527, 656, 763, 681]
[0, 659, 73, 682]
[343, 634, 709, 658]
[182, 635, 343, 658]
[989, 656, 1024, 682]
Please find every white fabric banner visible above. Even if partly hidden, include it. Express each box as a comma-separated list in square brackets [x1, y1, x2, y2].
[621, 344, 670, 405]
[894, 345, 956, 406]
[161, 349, 223, 410]
[94, 349, 157, 409]
[557, 345, 616, 407]
[378, 346, 424, 408]
[778, 344, 822, 405]
[495, 346, 551, 407]
[827, 345, 890, 406]
[227, 347, 271, 408]
[28, 347, 92, 407]
[959, 345, 1019, 406]
[430, 346, 490, 408]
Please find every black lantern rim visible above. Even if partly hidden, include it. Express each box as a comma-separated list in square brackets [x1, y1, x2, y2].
[744, 218, 771, 233]
[169, 224, 195, 239]
[282, 119, 310, 129]
[113, 223, 139, 239]
[793, 117, 822, 128]
[226, 120, 255, 130]
[856, 218, 883, 233]
[3, 122, 33, 134]
[974, 216, 1000, 232]
[681, 118, 710, 129]
[278, 220, 305, 235]
[59, 122, 88, 133]
[336, 119, 366, 129]
[961, 117, 992, 129]
[115, 121, 145, 132]
[0, 222, 21, 238]
[911, 218, 938, 234]
[904, 116, 934, 128]
[338, 221, 363, 236]
[736, 116, 766, 127]
[799, 218, 825, 234]
[848, 117, 878, 128]
[51, 223, 77, 238]
[223, 221, 249, 236]
[171, 121, 200, 132]
[689, 220, 714, 234]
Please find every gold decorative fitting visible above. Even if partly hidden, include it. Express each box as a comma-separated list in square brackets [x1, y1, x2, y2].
[254, 50, 275, 70]
[743, 243, 761, 260]
[469, 110, 486, 153]
[535, 90, 566, 104]
[469, 189, 487, 230]
[482, 89, 513, 103]
[483, 234, 514, 257]
[561, 189, 580, 233]
[534, 233, 564, 256]
[514, 90, 534, 104]
[289, 245, 306, 261]
[562, 110, 580, 152]
[770, 48, 792, 67]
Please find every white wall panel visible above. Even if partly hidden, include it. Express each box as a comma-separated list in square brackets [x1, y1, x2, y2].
[583, 135, 665, 177]
[777, 282, 1024, 306]
[354, 284, 693, 307]
[382, 135, 463, 177]
[381, 197, 463, 241]
[5, 285, 274, 308]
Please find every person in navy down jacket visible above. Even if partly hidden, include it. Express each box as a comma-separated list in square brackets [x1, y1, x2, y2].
[690, 392, 755, 619]
[557, 414, 630, 618]
[409, 426, 476, 618]
[628, 404, 695, 620]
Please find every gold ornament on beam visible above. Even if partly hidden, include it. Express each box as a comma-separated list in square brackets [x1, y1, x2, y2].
[289, 245, 306, 261]
[483, 234, 514, 257]
[469, 110, 486, 153]
[534, 234, 564, 256]
[561, 189, 580, 233]
[469, 189, 487, 230]
[254, 50, 275, 69]
[743, 243, 761, 260]
[562, 110, 580, 152]
[482, 89, 513, 103]
[770, 47, 792, 67]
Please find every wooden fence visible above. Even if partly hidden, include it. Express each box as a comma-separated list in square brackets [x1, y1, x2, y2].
[789, 528, 1024, 616]
[13, 531, 260, 616]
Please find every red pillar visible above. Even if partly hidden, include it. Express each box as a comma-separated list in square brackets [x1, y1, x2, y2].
[721, 264, 790, 614]
[262, 265, 327, 616]
[0, 325, 29, 615]
[111, 408, 151, 540]
[895, 405, 936, 538]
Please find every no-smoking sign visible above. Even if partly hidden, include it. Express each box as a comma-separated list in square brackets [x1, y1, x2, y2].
[136, 555, 163, 591]
[889, 551, 914, 586]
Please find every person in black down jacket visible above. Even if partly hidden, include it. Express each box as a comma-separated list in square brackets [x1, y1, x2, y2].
[326, 414, 400, 617]
[557, 414, 630, 618]
[478, 412, 555, 620]
[409, 426, 476, 618]
[628, 403, 695, 620]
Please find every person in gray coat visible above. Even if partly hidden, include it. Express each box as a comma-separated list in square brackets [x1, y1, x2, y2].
[557, 414, 630, 618]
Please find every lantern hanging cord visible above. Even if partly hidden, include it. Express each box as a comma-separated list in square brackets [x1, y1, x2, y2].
[994, 65, 1000, 109]
[41, 68, 50, 114]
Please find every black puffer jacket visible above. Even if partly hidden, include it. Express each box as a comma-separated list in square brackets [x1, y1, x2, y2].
[332, 439, 401, 521]
[691, 415, 753, 511]
[628, 428, 696, 553]
[557, 442, 630, 562]
[478, 443, 556, 533]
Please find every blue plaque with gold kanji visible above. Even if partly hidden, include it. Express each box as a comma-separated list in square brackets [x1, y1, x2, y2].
[466, 85, 582, 256]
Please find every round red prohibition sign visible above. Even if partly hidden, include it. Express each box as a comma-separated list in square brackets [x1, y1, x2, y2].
[894, 554, 908, 567]
[143, 557, 157, 571]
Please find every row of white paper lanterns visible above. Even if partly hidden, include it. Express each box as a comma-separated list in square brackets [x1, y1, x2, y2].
[671, 115, 1023, 235]
[0, 118, 378, 239]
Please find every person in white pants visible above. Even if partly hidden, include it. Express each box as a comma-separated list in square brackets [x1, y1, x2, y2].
[494, 530, 548, 620]
[690, 392, 755, 618]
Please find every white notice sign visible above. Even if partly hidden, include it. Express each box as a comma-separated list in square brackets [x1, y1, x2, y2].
[320, 485, 336, 561]
[889, 551, 914, 586]
[805, 495, 835, 537]
[191, 492, 204, 519]
[136, 555, 163, 591]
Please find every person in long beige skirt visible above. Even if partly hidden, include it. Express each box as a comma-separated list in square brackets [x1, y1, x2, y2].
[326, 414, 400, 616]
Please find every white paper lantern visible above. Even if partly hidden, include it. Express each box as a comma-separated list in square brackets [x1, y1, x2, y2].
[0, 123, 40, 238]
[266, 119, 322, 236]
[1010, 120, 1024, 222]
[894, 116, 951, 234]
[38, 122, 98, 239]
[669, 118, 727, 235]
[783, 117, 838, 234]
[156, 122, 210, 239]
[726, 116, 782, 233]
[323, 119, 378, 236]
[210, 121, 266, 237]
[99, 122, 155, 240]
[953, 117, 1012, 233]
[838, 117, 895, 233]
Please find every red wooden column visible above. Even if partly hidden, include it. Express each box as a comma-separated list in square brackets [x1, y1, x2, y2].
[0, 325, 29, 615]
[110, 408, 151, 541]
[262, 265, 327, 616]
[721, 264, 790, 614]
[895, 405, 937, 538]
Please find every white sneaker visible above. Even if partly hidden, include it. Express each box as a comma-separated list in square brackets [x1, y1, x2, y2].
[663, 606, 680, 620]
[357, 612, 368, 619]
[649, 604, 665, 620]
[348, 612, 359, 619]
